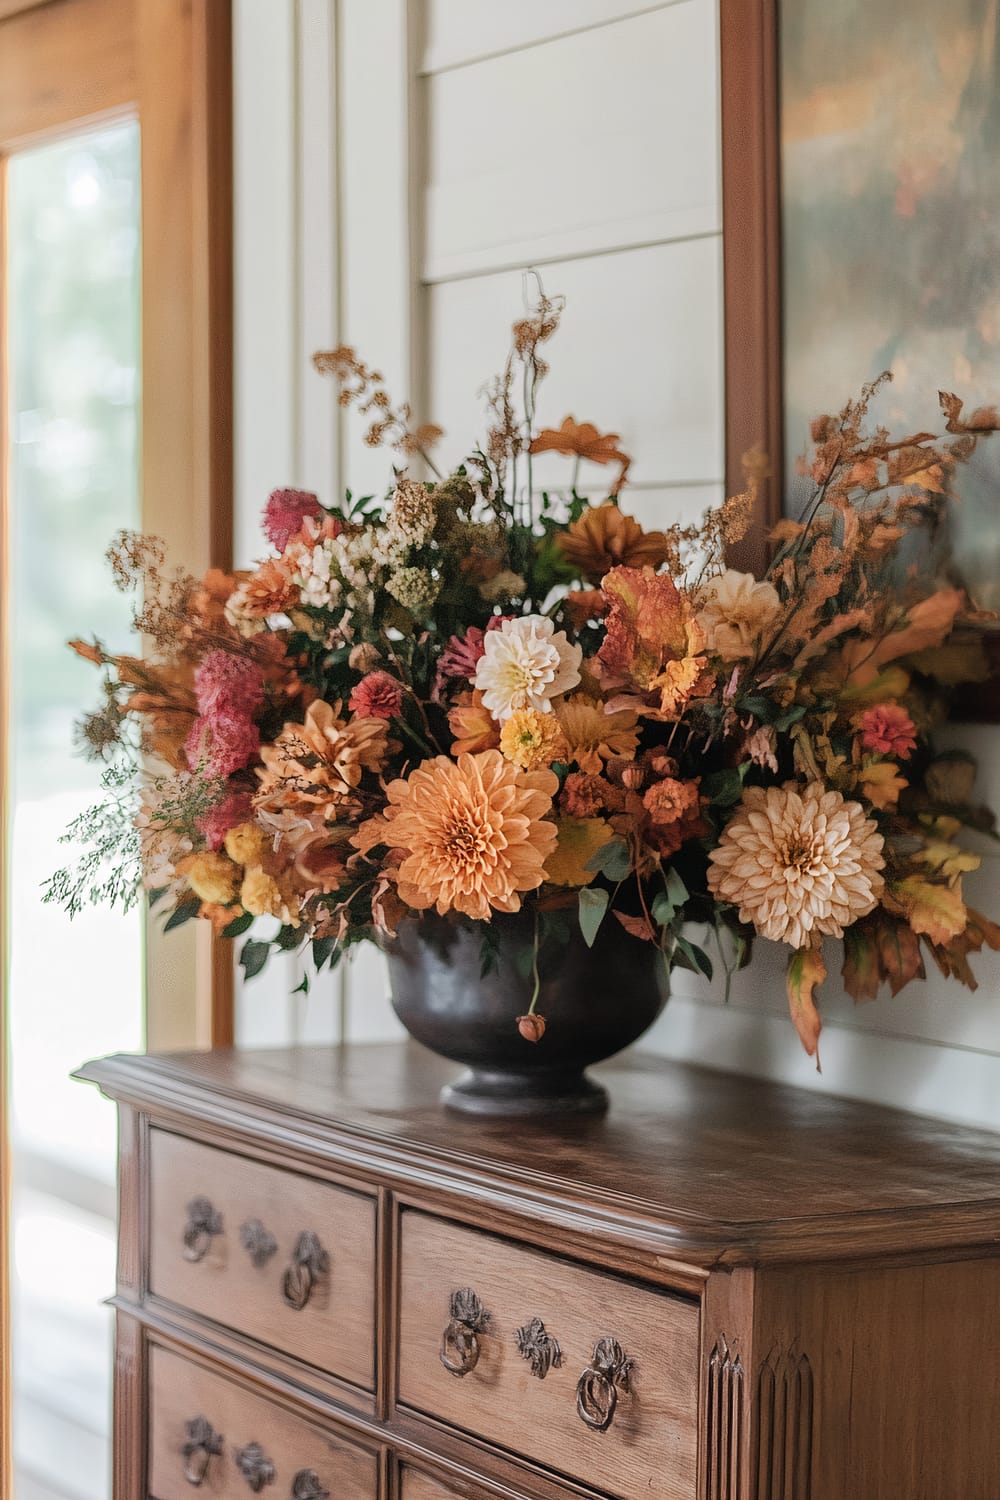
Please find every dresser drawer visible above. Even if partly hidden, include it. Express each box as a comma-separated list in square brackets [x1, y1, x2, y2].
[149, 1130, 376, 1389]
[148, 1345, 378, 1499]
[397, 1213, 699, 1500]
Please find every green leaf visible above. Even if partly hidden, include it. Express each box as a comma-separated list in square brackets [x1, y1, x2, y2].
[652, 868, 689, 926]
[275, 924, 303, 952]
[311, 937, 338, 972]
[163, 896, 201, 933]
[586, 839, 631, 881]
[578, 887, 609, 948]
[221, 911, 254, 939]
[240, 939, 272, 980]
[291, 973, 311, 996]
[672, 934, 713, 981]
[702, 766, 748, 807]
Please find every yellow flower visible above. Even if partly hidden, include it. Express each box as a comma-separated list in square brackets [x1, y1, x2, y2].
[241, 867, 302, 926]
[376, 750, 558, 921]
[708, 783, 885, 950]
[185, 851, 241, 906]
[544, 816, 614, 887]
[499, 709, 568, 770]
[224, 821, 273, 868]
[555, 694, 638, 774]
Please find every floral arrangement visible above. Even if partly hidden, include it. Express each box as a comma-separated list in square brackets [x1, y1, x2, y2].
[49, 290, 1000, 1061]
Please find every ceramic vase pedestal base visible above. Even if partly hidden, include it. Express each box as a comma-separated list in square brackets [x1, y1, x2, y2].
[440, 1066, 609, 1117]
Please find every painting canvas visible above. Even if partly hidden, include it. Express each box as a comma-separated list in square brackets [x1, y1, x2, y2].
[780, 0, 1000, 609]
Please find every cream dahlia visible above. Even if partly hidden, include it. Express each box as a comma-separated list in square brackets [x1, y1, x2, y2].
[697, 569, 782, 661]
[475, 615, 582, 721]
[707, 783, 885, 950]
[373, 750, 558, 920]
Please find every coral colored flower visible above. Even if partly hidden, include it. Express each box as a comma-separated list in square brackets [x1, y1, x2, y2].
[239, 558, 300, 618]
[185, 713, 261, 777]
[557, 503, 670, 585]
[861, 703, 918, 759]
[555, 694, 638, 774]
[499, 708, 568, 770]
[197, 790, 254, 851]
[366, 750, 558, 920]
[255, 700, 388, 821]
[439, 626, 487, 681]
[708, 784, 885, 950]
[529, 418, 631, 485]
[697, 570, 782, 662]
[349, 671, 403, 720]
[475, 615, 582, 721]
[195, 650, 265, 719]
[643, 777, 700, 826]
[263, 487, 323, 552]
[448, 691, 500, 755]
[561, 771, 608, 818]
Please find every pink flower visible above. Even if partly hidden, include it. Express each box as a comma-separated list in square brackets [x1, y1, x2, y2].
[437, 618, 508, 683]
[197, 790, 254, 851]
[861, 704, 918, 760]
[262, 487, 323, 552]
[195, 650, 264, 720]
[349, 671, 403, 720]
[186, 714, 261, 777]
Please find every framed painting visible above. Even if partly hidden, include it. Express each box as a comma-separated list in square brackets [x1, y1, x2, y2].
[721, 0, 1000, 716]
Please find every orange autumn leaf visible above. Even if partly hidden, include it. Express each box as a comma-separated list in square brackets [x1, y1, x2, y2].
[598, 567, 692, 689]
[843, 589, 965, 687]
[786, 946, 825, 1063]
[530, 416, 631, 481]
[885, 875, 967, 947]
[614, 910, 658, 942]
[939, 390, 1000, 434]
[543, 816, 614, 887]
[69, 637, 105, 666]
[875, 917, 926, 996]
[857, 760, 908, 811]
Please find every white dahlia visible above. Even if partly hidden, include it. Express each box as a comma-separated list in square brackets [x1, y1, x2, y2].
[474, 615, 582, 722]
[697, 569, 782, 661]
[708, 783, 885, 950]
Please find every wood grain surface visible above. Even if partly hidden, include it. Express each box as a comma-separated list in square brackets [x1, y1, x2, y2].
[149, 1128, 376, 1391]
[148, 1343, 378, 1500]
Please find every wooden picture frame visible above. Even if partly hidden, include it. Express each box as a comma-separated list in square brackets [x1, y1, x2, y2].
[719, 0, 1000, 720]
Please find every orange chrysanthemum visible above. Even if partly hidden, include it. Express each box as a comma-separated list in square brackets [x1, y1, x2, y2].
[240, 558, 300, 617]
[557, 504, 670, 585]
[255, 700, 388, 821]
[555, 694, 638, 774]
[373, 750, 558, 920]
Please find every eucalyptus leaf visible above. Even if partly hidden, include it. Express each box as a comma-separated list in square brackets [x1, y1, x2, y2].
[240, 939, 272, 980]
[578, 887, 609, 948]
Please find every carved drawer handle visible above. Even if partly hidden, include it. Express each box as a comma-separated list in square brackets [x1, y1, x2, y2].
[515, 1316, 562, 1380]
[281, 1230, 328, 1310]
[240, 1218, 278, 1268]
[235, 1441, 276, 1492]
[440, 1288, 491, 1377]
[183, 1197, 223, 1263]
[182, 1416, 223, 1486]
[291, 1471, 330, 1500]
[576, 1337, 634, 1431]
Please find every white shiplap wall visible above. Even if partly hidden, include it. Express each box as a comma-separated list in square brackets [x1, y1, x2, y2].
[232, 0, 1000, 1127]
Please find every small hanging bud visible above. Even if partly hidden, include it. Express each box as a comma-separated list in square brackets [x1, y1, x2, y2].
[349, 642, 382, 673]
[516, 1014, 546, 1043]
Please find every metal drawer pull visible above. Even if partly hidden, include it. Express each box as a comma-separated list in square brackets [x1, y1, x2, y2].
[439, 1287, 491, 1377]
[291, 1471, 330, 1500]
[281, 1230, 328, 1310]
[514, 1316, 562, 1380]
[182, 1416, 223, 1486]
[240, 1218, 278, 1267]
[183, 1197, 223, 1263]
[576, 1337, 634, 1431]
[235, 1441, 276, 1492]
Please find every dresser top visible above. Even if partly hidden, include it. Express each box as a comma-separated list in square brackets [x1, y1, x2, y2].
[80, 1041, 1000, 1270]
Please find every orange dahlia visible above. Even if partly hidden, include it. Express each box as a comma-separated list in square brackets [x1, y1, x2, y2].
[555, 694, 638, 774]
[374, 750, 558, 920]
[255, 700, 388, 821]
[556, 503, 670, 585]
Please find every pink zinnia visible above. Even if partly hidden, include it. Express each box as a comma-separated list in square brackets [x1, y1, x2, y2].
[861, 703, 918, 760]
[263, 487, 323, 552]
[438, 619, 506, 682]
[186, 714, 261, 777]
[197, 790, 254, 851]
[349, 671, 403, 720]
[195, 650, 264, 720]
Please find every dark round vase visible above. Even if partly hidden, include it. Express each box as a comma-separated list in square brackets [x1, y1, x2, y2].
[384, 910, 667, 1116]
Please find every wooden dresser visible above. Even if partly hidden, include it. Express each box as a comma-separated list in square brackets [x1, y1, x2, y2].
[78, 1043, 1000, 1500]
